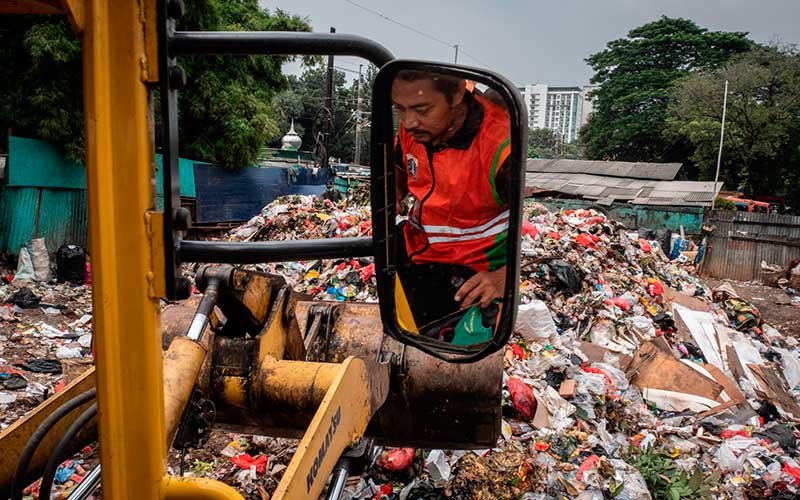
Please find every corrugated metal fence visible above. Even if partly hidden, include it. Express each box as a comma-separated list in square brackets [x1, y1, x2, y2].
[0, 187, 88, 254]
[701, 210, 800, 282]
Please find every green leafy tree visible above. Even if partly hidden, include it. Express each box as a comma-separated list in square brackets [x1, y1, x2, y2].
[579, 16, 751, 163]
[667, 45, 800, 206]
[0, 0, 310, 169]
[0, 15, 84, 160]
[527, 128, 579, 159]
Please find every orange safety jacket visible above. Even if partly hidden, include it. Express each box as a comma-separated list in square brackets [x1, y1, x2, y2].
[398, 93, 511, 272]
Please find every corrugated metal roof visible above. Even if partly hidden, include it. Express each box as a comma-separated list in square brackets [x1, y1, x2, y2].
[527, 159, 683, 180]
[526, 170, 722, 207]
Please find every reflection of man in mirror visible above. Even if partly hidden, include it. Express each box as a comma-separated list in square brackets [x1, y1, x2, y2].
[391, 70, 511, 329]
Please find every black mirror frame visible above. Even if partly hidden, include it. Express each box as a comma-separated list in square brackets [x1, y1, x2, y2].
[369, 60, 528, 363]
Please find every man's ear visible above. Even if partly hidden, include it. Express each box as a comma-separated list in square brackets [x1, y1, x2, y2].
[451, 80, 468, 107]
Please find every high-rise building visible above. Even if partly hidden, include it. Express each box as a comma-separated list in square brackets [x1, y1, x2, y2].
[517, 84, 595, 143]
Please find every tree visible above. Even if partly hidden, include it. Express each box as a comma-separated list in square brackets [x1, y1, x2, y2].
[528, 128, 557, 158]
[528, 128, 579, 159]
[0, 15, 84, 160]
[667, 45, 800, 207]
[0, 1, 310, 169]
[579, 17, 751, 163]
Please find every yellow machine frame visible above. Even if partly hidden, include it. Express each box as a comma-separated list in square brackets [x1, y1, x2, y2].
[0, 1, 386, 498]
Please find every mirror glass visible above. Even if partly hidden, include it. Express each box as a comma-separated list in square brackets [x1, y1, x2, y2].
[388, 70, 514, 348]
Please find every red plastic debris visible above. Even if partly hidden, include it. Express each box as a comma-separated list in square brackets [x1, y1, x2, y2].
[638, 239, 652, 252]
[533, 442, 550, 452]
[782, 463, 800, 485]
[359, 263, 376, 282]
[647, 280, 664, 296]
[609, 297, 631, 311]
[720, 429, 751, 440]
[546, 231, 561, 240]
[507, 377, 537, 420]
[372, 484, 394, 499]
[377, 448, 415, 471]
[230, 453, 268, 475]
[522, 221, 538, 239]
[576, 454, 600, 481]
[511, 344, 527, 360]
[575, 233, 598, 248]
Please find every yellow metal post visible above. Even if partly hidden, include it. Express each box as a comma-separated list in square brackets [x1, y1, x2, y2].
[82, 1, 165, 498]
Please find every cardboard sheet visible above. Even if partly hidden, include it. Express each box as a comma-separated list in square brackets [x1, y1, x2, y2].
[673, 304, 725, 371]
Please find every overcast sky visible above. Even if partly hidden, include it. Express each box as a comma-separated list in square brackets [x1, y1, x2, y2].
[261, 0, 800, 86]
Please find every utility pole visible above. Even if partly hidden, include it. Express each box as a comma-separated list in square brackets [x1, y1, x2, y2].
[322, 26, 336, 169]
[711, 79, 729, 209]
[453, 44, 459, 64]
[354, 64, 363, 166]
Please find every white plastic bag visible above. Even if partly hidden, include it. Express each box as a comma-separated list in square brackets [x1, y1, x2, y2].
[515, 300, 557, 343]
[13, 247, 35, 283]
[30, 238, 50, 281]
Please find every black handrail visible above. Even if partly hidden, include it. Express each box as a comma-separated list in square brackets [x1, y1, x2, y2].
[170, 31, 394, 67]
[178, 237, 374, 264]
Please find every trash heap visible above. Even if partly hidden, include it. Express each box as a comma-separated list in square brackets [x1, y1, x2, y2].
[0, 278, 94, 429]
[227, 194, 372, 242]
[337, 206, 800, 500]
[226, 194, 377, 301]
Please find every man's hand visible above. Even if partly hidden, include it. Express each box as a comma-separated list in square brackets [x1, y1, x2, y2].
[454, 267, 506, 309]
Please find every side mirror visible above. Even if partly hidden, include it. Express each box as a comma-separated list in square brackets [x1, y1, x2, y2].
[370, 61, 528, 362]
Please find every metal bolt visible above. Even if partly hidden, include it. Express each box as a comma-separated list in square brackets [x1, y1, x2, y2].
[168, 65, 187, 90]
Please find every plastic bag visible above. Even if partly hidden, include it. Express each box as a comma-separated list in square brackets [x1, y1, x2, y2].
[425, 450, 451, 487]
[589, 321, 615, 345]
[593, 362, 630, 391]
[377, 448, 414, 471]
[13, 247, 35, 283]
[715, 442, 742, 472]
[30, 238, 51, 281]
[515, 300, 557, 343]
[626, 316, 656, 338]
[56, 245, 87, 284]
[548, 259, 581, 293]
[609, 459, 652, 500]
[507, 378, 537, 420]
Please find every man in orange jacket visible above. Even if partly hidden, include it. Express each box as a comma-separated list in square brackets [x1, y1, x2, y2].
[392, 70, 511, 329]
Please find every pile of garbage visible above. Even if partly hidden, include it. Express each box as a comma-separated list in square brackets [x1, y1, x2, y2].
[334, 206, 800, 499]
[224, 194, 377, 301]
[227, 194, 372, 242]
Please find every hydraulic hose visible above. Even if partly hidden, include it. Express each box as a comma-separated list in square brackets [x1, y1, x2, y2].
[38, 403, 98, 500]
[10, 388, 97, 500]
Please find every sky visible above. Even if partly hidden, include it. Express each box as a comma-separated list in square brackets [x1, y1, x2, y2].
[261, 0, 800, 86]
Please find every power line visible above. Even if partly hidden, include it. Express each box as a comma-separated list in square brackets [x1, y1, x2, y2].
[344, 0, 491, 69]
[345, 0, 452, 48]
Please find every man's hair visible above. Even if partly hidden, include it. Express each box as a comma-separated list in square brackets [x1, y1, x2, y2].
[395, 70, 464, 105]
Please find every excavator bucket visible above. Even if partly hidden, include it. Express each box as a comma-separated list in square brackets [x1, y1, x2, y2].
[161, 292, 502, 450]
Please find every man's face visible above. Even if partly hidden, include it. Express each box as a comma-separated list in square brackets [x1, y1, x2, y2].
[391, 78, 456, 144]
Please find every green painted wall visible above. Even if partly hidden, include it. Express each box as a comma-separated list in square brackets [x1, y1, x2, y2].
[7, 136, 86, 189]
[2, 136, 198, 254]
[533, 198, 705, 235]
